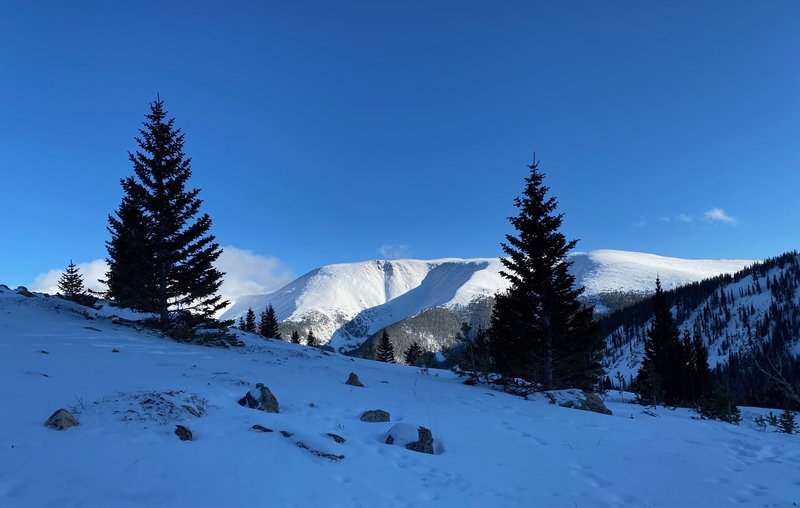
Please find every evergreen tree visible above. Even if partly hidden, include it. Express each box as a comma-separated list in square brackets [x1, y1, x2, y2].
[376, 329, 396, 363]
[636, 278, 686, 405]
[403, 341, 423, 366]
[57, 260, 85, 302]
[243, 307, 257, 333]
[488, 158, 604, 390]
[778, 409, 796, 434]
[306, 329, 317, 347]
[258, 304, 281, 339]
[460, 327, 494, 382]
[238, 316, 246, 330]
[290, 330, 301, 344]
[105, 97, 228, 334]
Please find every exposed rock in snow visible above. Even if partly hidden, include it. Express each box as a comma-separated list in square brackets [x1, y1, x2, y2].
[345, 372, 364, 387]
[386, 423, 435, 454]
[44, 408, 79, 430]
[174, 425, 193, 441]
[237, 383, 280, 413]
[359, 409, 390, 422]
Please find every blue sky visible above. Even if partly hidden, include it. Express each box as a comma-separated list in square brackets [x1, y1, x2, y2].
[1, 1, 799, 293]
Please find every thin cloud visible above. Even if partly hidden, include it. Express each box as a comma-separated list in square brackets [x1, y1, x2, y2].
[378, 244, 412, 259]
[29, 246, 294, 303]
[704, 208, 737, 225]
[678, 213, 694, 224]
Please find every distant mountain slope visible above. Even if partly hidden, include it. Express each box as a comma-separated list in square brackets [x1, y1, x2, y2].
[602, 252, 800, 403]
[222, 250, 754, 354]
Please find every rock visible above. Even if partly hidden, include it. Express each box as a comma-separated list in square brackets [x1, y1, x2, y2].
[175, 425, 193, 441]
[577, 391, 613, 416]
[548, 389, 612, 416]
[359, 409, 390, 422]
[44, 409, 79, 430]
[16, 287, 35, 297]
[112, 349, 120, 353]
[238, 383, 279, 413]
[385, 423, 435, 454]
[294, 440, 344, 461]
[345, 372, 364, 387]
[279, 430, 294, 438]
[252, 424, 273, 433]
[39, 350, 49, 355]
[326, 433, 345, 444]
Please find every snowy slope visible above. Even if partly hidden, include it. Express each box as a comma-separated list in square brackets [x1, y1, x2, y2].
[1, 287, 798, 507]
[604, 253, 800, 382]
[222, 251, 753, 350]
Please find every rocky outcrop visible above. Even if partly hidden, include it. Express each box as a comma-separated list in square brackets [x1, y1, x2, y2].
[238, 383, 280, 413]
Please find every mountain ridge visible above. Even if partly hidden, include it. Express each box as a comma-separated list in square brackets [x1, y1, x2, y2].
[222, 250, 754, 353]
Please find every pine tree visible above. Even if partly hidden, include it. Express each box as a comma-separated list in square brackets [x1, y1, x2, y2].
[637, 278, 683, 405]
[779, 409, 796, 434]
[404, 341, 423, 366]
[488, 158, 603, 390]
[290, 330, 301, 344]
[306, 329, 317, 347]
[258, 304, 281, 339]
[57, 260, 85, 302]
[243, 308, 257, 333]
[376, 329, 395, 363]
[105, 97, 228, 335]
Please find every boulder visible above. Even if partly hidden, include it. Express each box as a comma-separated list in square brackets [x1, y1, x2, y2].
[359, 409, 390, 422]
[326, 433, 345, 444]
[252, 424, 273, 433]
[238, 383, 280, 413]
[345, 372, 364, 387]
[386, 423, 435, 454]
[175, 425, 193, 441]
[44, 409, 79, 430]
[547, 389, 612, 416]
[16, 286, 35, 298]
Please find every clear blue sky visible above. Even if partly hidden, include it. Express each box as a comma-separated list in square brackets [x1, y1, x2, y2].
[2, 1, 799, 288]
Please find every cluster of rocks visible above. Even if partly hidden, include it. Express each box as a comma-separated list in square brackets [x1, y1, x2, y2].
[43, 370, 440, 456]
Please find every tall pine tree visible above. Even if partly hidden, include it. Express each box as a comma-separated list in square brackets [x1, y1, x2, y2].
[243, 308, 257, 333]
[489, 158, 604, 390]
[290, 330, 301, 344]
[404, 341, 423, 366]
[376, 330, 396, 363]
[258, 304, 281, 339]
[105, 97, 228, 335]
[306, 329, 317, 347]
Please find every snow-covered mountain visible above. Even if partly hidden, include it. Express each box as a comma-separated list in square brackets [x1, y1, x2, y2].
[1, 285, 798, 507]
[222, 250, 754, 353]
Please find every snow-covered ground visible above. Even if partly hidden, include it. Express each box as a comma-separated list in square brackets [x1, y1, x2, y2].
[1, 287, 797, 508]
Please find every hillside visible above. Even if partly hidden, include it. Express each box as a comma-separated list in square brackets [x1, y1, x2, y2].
[603, 251, 800, 406]
[1, 286, 798, 507]
[222, 250, 753, 355]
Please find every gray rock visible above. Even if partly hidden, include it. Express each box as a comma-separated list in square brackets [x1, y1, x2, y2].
[175, 425, 193, 441]
[44, 408, 79, 430]
[385, 423, 435, 454]
[238, 383, 280, 413]
[16, 287, 35, 298]
[326, 433, 345, 444]
[252, 424, 273, 433]
[359, 409, 390, 422]
[577, 391, 613, 416]
[345, 372, 364, 387]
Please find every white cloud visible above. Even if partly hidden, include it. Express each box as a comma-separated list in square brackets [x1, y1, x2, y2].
[378, 244, 412, 259]
[657, 216, 671, 224]
[703, 208, 737, 225]
[678, 213, 694, 223]
[215, 246, 294, 300]
[31, 259, 108, 294]
[29, 246, 294, 304]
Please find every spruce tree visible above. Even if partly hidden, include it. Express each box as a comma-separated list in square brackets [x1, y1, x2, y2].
[376, 329, 396, 363]
[258, 304, 281, 339]
[488, 158, 603, 390]
[105, 97, 228, 335]
[306, 329, 317, 347]
[290, 330, 301, 344]
[636, 278, 690, 406]
[404, 341, 423, 366]
[57, 260, 85, 302]
[244, 308, 257, 333]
